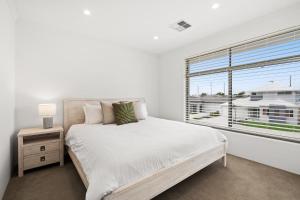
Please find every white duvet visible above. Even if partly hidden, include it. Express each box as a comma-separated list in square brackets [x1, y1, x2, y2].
[65, 117, 227, 200]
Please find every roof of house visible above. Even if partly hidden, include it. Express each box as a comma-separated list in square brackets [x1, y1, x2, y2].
[221, 97, 300, 107]
[251, 82, 300, 93]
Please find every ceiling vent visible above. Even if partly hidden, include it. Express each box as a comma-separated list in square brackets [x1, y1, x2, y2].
[170, 20, 191, 32]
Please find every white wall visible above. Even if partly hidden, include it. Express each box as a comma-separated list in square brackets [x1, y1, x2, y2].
[0, 0, 15, 198]
[158, 4, 300, 174]
[15, 20, 159, 130]
[222, 130, 300, 174]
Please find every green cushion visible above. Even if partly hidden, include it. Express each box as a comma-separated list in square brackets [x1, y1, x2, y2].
[112, 102, 138, 125]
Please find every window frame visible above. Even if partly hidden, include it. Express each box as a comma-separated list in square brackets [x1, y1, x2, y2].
[185, 27, 300, 143]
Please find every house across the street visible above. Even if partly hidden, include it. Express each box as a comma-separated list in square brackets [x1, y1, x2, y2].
[221, 82, 300, 125]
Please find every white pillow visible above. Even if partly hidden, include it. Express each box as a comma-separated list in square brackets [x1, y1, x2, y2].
[134, 101, 148, 120]
[101, 101, 118, 124]
[83, 104, 103, 124]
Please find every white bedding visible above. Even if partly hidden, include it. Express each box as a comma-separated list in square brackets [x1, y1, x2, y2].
[65, 117, 227, 200]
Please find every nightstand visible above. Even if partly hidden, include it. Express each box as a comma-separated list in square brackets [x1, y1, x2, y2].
[18, 126, 64, 177]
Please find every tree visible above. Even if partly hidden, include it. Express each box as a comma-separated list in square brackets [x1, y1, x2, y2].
[200, 93, 207, 97]
[216, 92, 225, 96]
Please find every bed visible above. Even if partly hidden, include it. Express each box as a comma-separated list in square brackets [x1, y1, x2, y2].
[63, 98, 227, 200]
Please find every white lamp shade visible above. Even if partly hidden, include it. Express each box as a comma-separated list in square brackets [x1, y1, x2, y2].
[39, 104, 56, 117]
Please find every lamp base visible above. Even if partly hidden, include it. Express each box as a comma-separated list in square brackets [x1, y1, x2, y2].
[43, 117, 53, 129]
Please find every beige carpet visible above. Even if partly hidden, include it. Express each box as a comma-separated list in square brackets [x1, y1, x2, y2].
[3, 155, 300, 200]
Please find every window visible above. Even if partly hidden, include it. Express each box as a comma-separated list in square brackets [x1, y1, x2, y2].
[263, 109, 269, 115]
[186, 29, 300, 140]
[250, 92, 263, 101]
[278, 91, 292, 95]
[285, 110, 294, 118]
[248, 108, 260, 119]
[190, 104, 198, 114]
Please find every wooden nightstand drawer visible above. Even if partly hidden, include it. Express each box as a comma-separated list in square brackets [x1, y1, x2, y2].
[24, 151, 60, 170]
[18, 126, 64, 177]
[23, 140, 59, 156]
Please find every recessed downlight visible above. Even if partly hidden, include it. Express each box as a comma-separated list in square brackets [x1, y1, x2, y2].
[153, 36, 159, 40]
[211, 3, 220, 10]
[83, 9, 91, 16]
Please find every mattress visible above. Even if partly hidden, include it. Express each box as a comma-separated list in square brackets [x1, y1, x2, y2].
[65, 117, 227, 200]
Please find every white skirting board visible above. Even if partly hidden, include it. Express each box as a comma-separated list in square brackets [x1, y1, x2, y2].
[221, 130, 300, 175]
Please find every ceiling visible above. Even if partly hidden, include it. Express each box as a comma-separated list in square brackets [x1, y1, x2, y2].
[14, 0, 300, 54]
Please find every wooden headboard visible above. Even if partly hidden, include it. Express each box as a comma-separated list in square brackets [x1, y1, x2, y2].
[63, 98, 145, 133]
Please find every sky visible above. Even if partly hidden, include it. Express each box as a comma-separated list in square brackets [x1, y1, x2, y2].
[189, 37, 300, 96]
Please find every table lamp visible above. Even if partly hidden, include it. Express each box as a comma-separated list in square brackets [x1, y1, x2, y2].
[39, 104, 56, 129]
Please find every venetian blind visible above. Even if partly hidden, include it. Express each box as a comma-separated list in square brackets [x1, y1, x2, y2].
[186, 29, 300, 141]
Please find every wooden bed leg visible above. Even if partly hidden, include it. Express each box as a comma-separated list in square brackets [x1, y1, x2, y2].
[223, 154, 227, 167]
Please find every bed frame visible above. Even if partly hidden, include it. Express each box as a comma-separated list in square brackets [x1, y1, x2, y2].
[63, 98, 227, 200]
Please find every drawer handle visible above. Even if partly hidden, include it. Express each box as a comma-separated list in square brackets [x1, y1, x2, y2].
[40, 146, 45, 151]
[40, 156, 45, 162]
